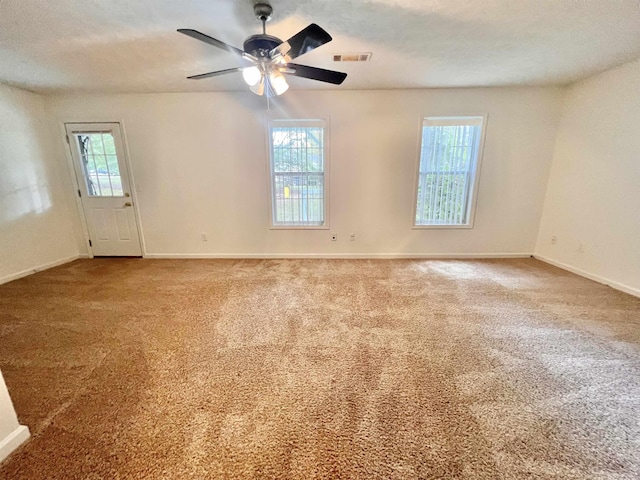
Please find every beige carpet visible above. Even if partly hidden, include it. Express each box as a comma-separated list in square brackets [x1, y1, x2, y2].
[0, 258, 639, 479]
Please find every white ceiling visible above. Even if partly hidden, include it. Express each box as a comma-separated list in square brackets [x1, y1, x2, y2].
[1, 0, 640, 94]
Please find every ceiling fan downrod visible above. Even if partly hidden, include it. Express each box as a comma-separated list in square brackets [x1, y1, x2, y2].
[254, 3, 272, 35]
[177, 1, 347, 97]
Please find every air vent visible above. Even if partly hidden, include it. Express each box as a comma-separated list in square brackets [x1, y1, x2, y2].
[333, 53, 372, 62]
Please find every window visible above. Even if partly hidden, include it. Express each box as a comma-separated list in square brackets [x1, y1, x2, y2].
[75, 132, 123, 197]
[414, 116, 485, 227]
[268, 119, 327, 227]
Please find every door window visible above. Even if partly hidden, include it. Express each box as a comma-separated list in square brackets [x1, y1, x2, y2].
[74, 132, 123, 197]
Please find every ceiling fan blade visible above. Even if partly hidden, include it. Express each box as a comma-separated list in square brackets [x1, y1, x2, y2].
[285, 64, 347, 85]
[187, 67, 242, 80]
[270, 24, 332, 60]
[178, 29, 247, 58]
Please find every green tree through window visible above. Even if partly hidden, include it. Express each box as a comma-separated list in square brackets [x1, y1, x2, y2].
[269, 121, 326, 226]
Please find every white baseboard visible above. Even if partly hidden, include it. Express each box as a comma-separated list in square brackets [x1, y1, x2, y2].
[144, 252, 533, 260]
[534, 255, 640, 298]
[0, 255, 81, 285]
[0, 425, 30, 464]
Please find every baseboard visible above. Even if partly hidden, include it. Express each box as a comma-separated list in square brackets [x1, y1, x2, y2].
[534, 255, 640, 298]
[144, 253, 533, 260]
[0, 425, 30, 464]
[0, 255, 81, 285]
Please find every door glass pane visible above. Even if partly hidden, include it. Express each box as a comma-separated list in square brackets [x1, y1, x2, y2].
[75, 132, 123, 196]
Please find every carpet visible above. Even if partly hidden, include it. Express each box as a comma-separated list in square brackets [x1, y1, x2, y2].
[0, 258, 639, 479]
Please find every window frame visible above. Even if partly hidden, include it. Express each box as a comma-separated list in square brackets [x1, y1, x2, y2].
[411, 114, 487, 229]
[266, 118, 330, 230]
[73, 131, 124, 198]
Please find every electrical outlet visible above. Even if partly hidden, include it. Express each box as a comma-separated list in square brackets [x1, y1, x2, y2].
[201, 232, 208, 242]
[551, 236, 557, 245]
[349, 233, 356, 241]
[577, 243, 584, 253]
[331, 233, 337, 241]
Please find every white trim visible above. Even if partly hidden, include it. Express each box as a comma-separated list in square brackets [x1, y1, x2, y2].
[412, 224, 474, 230]
[534, 255, 640, 298]
[268, 225, 330, 231]
[424, 117, 484, 127]
[118, 119, 147, 257]
[411, 114, 488, 229]
[267, 119, 325, 129]
[0, 255, 82, 285]
[62, 121, 144, 257]
[58, 122, 93, 256]
[0, 425, 30, 464]
[144, 253, 532, 259]
[266, 117, 330, 229]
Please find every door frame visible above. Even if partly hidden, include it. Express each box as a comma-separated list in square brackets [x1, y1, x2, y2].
[60, 120, 146, 258]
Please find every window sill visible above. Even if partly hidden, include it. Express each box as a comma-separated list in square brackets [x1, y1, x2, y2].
[269, 225, 330, 230]
[412, 224, 474, 230]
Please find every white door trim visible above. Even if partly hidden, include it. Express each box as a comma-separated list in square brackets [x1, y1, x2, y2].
[116, 119, 147, 256]
[61, 121, 145, 257]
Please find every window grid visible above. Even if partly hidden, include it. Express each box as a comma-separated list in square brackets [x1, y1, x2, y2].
[415, 118, 482, 226]
[270, 123, 326, 227]
[77, 133, 123, 197]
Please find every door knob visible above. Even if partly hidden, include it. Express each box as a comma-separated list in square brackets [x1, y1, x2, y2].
[124, 202, 132, 207]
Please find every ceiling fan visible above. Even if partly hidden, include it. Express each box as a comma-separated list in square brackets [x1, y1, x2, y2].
[178, 2, 346, 97]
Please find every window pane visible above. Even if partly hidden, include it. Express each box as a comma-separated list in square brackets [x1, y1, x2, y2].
[89, 134, 105, 154]
[75, 133, 124, 197]
[415, 118, 482, 226]
[270, 123, 326, 226]
[106, 155, 120, 176]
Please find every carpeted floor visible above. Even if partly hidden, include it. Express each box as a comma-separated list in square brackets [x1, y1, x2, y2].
[0, 258, 639, 479]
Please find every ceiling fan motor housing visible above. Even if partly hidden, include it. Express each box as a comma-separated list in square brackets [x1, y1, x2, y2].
[243, 34, 282, 58]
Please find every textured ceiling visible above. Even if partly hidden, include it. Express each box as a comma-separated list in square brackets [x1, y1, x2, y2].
[1, 0, 640, 94]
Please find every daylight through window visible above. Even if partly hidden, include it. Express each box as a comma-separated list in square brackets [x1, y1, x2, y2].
[415, 116, 484, 226]
[75, 132, 123, 197]
[269, 120, 326, 227]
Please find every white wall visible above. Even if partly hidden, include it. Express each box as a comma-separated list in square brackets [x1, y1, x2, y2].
[46, 87, 562, 257]
[0, 369, 29, 463]
[536, 59, 640, 296]
[0, 83, 80, 283]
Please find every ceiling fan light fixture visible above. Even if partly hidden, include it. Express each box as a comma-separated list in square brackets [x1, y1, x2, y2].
[179, 3, 347, 97]
[269, 70, 289, 96]
[242, 66, 262, 86]
[250, 81, 265, 96]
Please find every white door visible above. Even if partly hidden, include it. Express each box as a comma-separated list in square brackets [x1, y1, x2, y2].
[66, 123, 142, 257]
